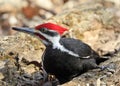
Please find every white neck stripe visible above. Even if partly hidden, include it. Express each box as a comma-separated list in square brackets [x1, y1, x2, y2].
[38, 31, 79, 57]
[53, 43, 79, 57]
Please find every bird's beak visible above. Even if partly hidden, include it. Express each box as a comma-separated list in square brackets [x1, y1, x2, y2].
[12, 27, 37, 35]
[12, 27, 46, 41]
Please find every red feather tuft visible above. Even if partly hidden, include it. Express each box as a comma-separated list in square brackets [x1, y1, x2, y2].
[35, 23, 68, 35]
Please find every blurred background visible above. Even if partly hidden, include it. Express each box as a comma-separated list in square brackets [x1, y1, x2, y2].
[0, 0, 70, 36]
[0, 0, 120, 86]
[0, 0, 120, 36]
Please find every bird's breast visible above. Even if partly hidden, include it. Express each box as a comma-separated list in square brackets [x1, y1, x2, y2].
[43, 47, 80, 72]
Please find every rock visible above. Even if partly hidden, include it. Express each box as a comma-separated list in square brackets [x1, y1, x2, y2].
[0, 33, 45, 62]
[0, 0, 27, 12]
[0, 60, 7, 69]
[35, 0, 53, 10]
[0, 0, 120, 86]
[0, 73, 4, 80]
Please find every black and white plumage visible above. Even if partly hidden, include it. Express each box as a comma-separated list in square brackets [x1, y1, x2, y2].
[43, 38, 106, 84]
[12, 24, 108, 84]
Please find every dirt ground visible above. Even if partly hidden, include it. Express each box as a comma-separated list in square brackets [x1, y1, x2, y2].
[0, 0, 120, 86]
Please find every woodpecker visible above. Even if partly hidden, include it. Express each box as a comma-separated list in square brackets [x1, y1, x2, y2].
[12, 23, 108, 84]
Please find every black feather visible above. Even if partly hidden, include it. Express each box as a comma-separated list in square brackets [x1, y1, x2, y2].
[43, 38, 108, 84]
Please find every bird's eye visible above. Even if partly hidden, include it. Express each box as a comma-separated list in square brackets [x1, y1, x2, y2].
[41, 28, 48, 32]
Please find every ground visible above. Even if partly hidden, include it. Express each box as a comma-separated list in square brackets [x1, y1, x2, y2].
[0, 0, 120, 86]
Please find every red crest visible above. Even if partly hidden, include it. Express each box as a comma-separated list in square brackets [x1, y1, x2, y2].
[35, 23, 68, 35]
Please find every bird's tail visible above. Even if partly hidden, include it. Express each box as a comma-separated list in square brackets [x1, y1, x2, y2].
[96, 57, 109, 65]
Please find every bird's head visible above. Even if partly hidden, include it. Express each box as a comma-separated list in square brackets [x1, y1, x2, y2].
[12, 23, 68, 45]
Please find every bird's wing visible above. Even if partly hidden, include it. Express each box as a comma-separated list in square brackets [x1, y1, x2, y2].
[60, 38, 99, 59]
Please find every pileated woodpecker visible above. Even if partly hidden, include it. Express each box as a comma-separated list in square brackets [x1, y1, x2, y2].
[12, 23, 108, 84]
